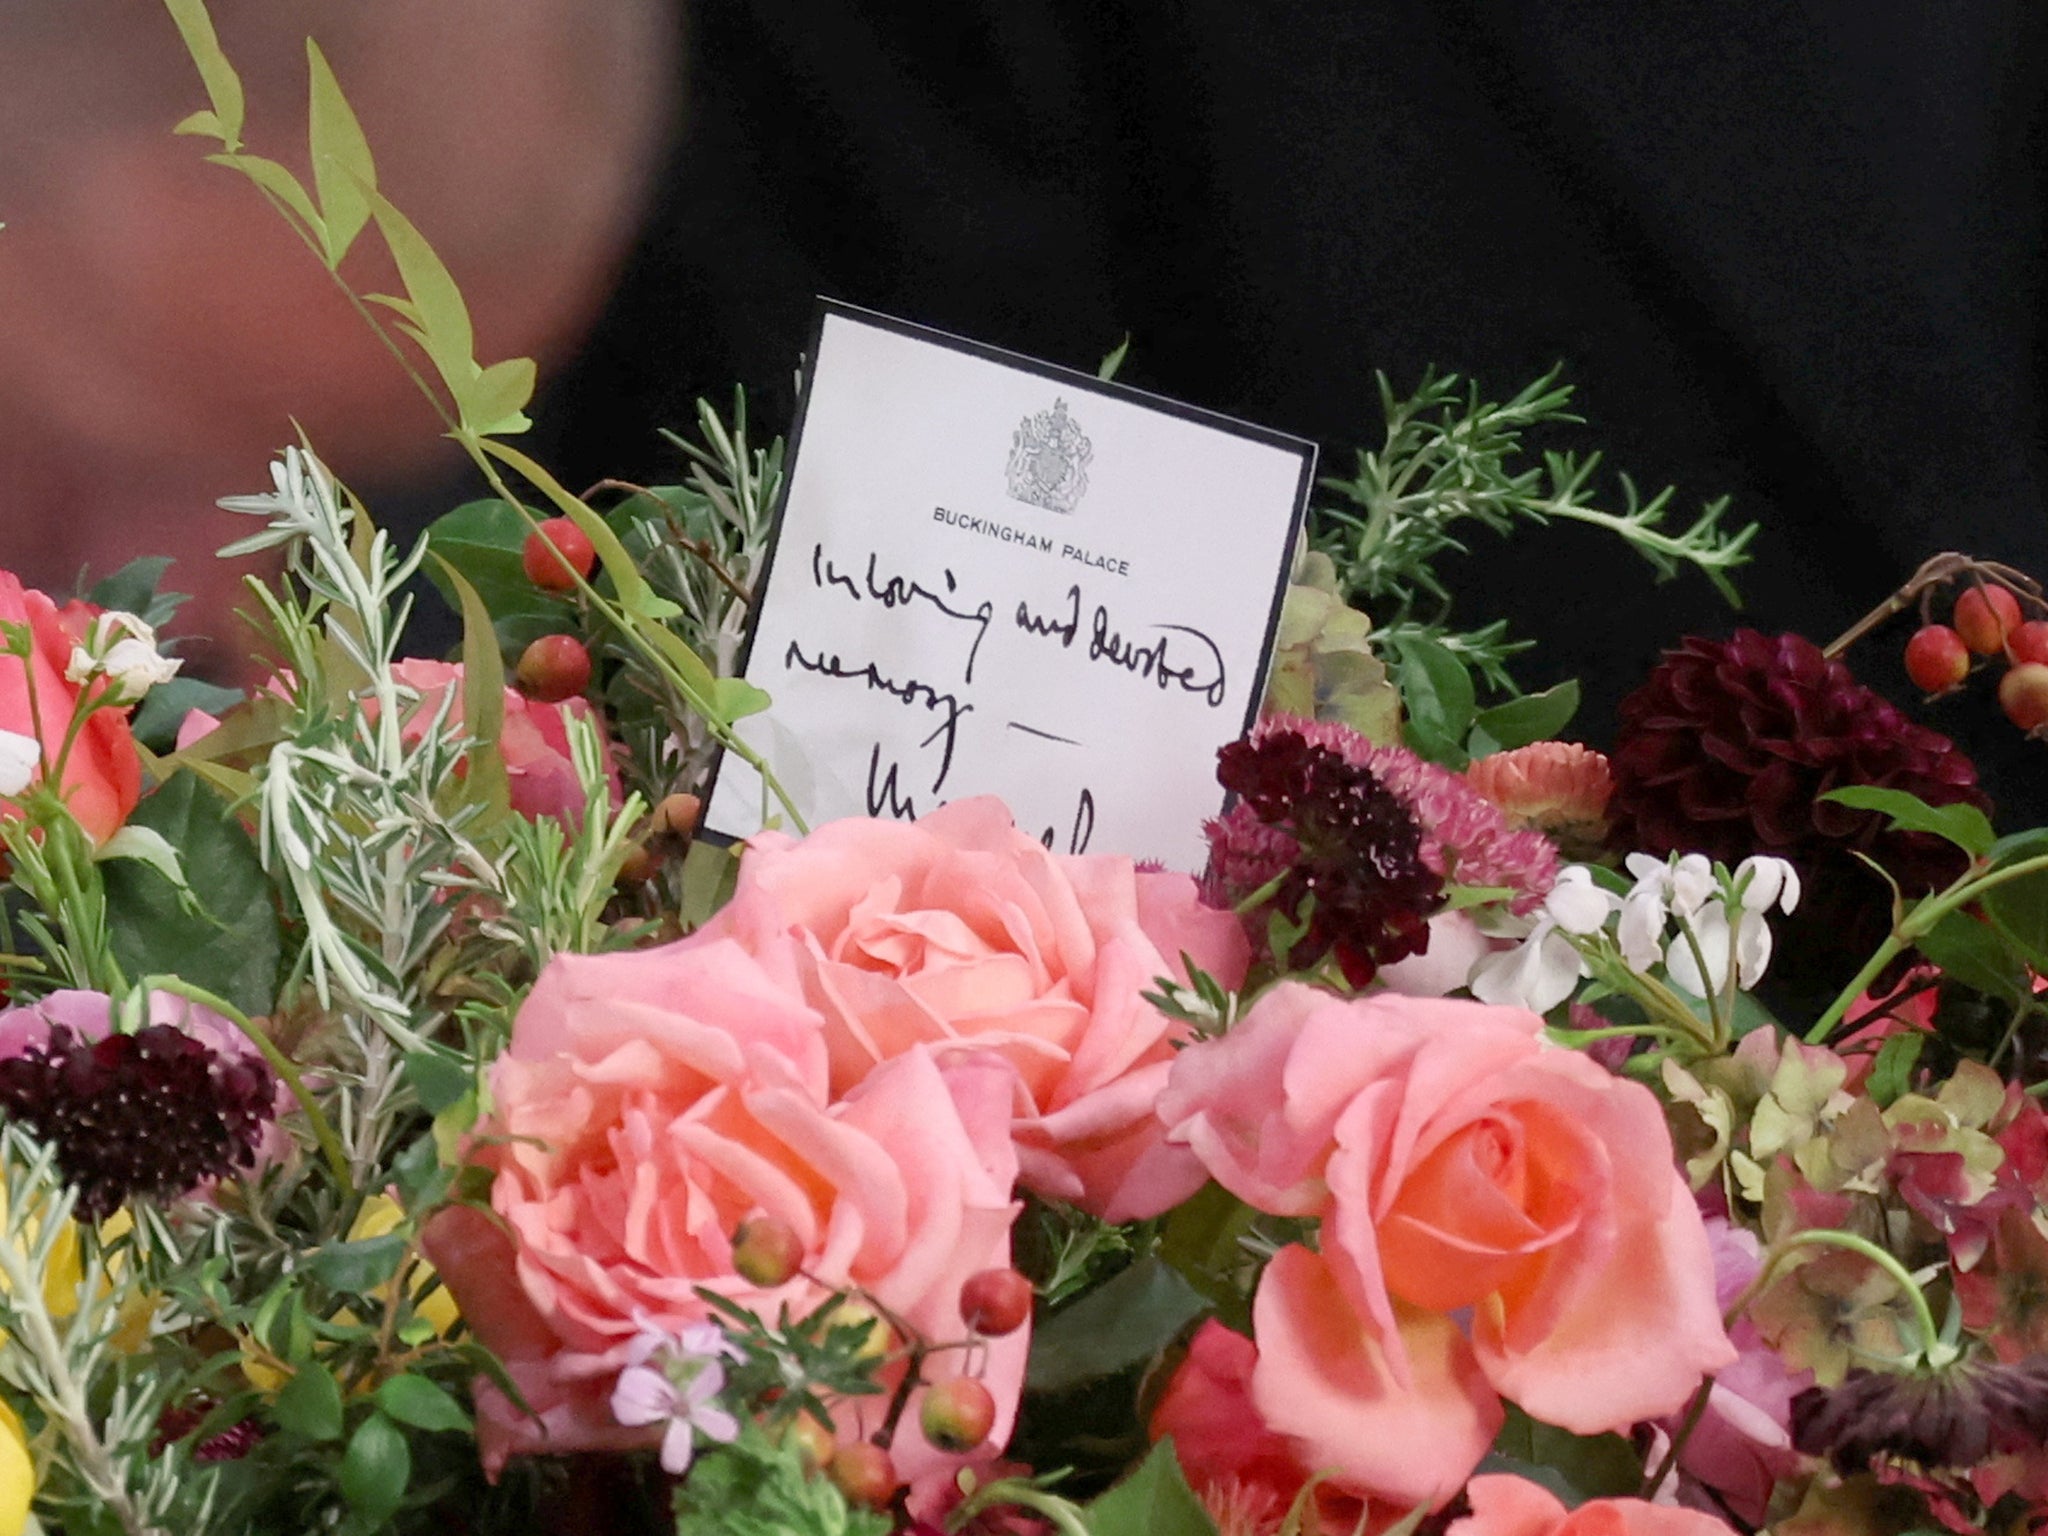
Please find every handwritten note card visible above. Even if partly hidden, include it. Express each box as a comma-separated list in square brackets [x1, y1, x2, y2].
[702, 304, 1315, 871]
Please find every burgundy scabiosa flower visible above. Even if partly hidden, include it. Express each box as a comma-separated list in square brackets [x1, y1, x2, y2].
[1206, 722, 1445, 985]
[0, 990, 278, 1220]
[1609, 631, 1988, 999]
[1791, 1357, 2048, 1474]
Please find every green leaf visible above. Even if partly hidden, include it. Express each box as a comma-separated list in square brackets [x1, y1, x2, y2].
[1867, 1029, 1926, 1107]
[1097, 335, 1132, 382]
[306, 40, 376, 267]
[1486, 1404, 1643, 1503]
[712, 675, 773, 723]
[1157, 1182, 1257, 1326]
[305, 1233, 407, 1293]
[430, 555, 511, 820]
[129, 676, 243, 754]
[465, 355, 538, 438]
[94, 825, 186, 888]
[365, 189, 475, 389]
[373, 1374, 472, 1434]
[1821, 786, 1996, 859]
[273, 1361, 345, 1442]
[339, 1411, 411, 1525]
[679, 839, 740, 932]
[87, 556, 178, 619]
[1391, 634, 1475, 767]
[1983, 866, 2048, 975]
[164, 0, 245, 149]
[1026, 1256, 1207, 1395]
[205, 153, 324, 246]
[102, 770, 281, 1015]
[1085, 1439, 1220, 1536]
[1471, 679, 1580, 753]
[1914, 910, 2029, 1003]
[402, 1049, 471, 1115]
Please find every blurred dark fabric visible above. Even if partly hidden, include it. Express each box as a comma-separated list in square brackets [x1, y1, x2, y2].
[517, 1, 2048, 818]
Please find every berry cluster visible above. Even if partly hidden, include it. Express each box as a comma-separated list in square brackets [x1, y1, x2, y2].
[1898, 570, 2048, 735]
[515, 518, 597, 703]
[728, 1216, 1032, 1514]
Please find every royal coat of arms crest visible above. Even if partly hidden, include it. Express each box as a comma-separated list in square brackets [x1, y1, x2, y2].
[1006, 397, 1093, 514]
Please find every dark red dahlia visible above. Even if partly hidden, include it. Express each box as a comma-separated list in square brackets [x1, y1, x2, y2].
[1610, 631, 1989, 997]
[1207, 728, 1443, 985]
[0, 1022, 276, 1219]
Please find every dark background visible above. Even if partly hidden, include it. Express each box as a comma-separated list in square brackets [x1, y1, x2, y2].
[516, 1, 2048, 815]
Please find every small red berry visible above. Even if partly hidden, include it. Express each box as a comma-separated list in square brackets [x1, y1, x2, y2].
[827, 1441, 898, 1509]
[823, 1300, 894, 1361]
[918, 1377, 996, 1453]
[1954, 584, 2023, 655]
[2010, 620, 2048, 667]
[1999, 663, 2048, 733]
[521, 517, 597, 592]
[957, 1268, 1033, 1337]
[731, 1215, 804, 1288]
[514, 634, 592, 702]
[1902, 624, 1971, 694]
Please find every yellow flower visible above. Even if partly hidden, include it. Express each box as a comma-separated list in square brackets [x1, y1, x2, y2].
[0, 1187, 83, 1329]
[0, 1398, 32, 1536]
[347, 1194, 460, 1337]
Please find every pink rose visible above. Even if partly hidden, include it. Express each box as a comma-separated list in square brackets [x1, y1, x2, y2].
[695, 796, 1249, 1221]
[0, 569, 140, 843]
[1159, 984, 1733, 1508]
[424, 938, 1027, 1482]
[1149, 1320, 1373, 1536]
[1450, 1475, 1737, 1536]
[387, 659, 620, 824]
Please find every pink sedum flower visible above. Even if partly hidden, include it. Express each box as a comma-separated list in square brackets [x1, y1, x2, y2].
[693, 796, 1249, 1222]
[1211, 716, 1558, 916]
[1158, 985, 1733, 1509]
[422, 939, 1027, 1483]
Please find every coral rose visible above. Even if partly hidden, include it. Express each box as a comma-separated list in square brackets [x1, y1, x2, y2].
[388, 659, 620, 825]
[0, 570, 140, 842]
[423, 938, 1026, 1482]
[1449, 1475, 1737, 1535]
[1159, 985, 1733, 1508]
[695, 796, 1249, 1221]
[1150, 1320, 1373, 1536]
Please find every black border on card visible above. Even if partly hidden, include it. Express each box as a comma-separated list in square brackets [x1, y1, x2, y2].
[697, 296, 1319, 846]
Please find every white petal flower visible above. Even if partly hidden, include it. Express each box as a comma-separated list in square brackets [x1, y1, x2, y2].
[1667, 853, 1718, 918]
[1545, 865, 1619, 935]
[1470, 920, 1586, 1013]
[1617, 882, 1670, 973]
[63, 611, 180, 704]
[1665, 905, 1734, 997]
[1735, 855, 1801, 915]
[0, 729, 39, 797]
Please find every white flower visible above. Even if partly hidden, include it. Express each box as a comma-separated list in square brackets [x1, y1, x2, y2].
[0, 729, 39, 797]
[1734, 855, 1801, 917]
[609, 1323, 742, 1475]
[1663, 855, 1802, 997]
[1617, 852, 1714, 973]
[1546, 865, 1620, 935]
[1469, 920, 1584, 1013]
[1467, 866, 1618, 1013]
[64, 611, 180, 705]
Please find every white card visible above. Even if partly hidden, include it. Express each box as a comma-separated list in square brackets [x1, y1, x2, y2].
[702, 304, 1314, 871]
